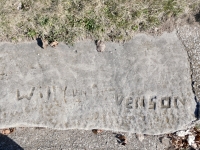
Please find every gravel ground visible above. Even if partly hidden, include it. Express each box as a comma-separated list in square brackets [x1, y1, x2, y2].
[177, 24, 200, 104]
[0, 128, 171, 150]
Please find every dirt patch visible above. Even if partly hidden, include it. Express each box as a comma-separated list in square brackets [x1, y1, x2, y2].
[143, 12, 200, 37]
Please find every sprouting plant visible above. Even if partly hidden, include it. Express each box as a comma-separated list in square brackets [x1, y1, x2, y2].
[27, 28, 36, 37]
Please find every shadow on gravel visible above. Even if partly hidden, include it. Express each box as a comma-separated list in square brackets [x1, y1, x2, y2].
[36, 38, 43, 49]
[0, 134, 23, 150]
[195, 11, 200, 22]
[195, 101, 200, 119]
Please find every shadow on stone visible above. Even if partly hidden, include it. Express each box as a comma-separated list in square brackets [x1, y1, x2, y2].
[94, 40, 98, 45]
[195, 12, 200, 22]
[0, 134, 23, 150]
[36, 38, 43, 49]
[195, 101, 200, 119]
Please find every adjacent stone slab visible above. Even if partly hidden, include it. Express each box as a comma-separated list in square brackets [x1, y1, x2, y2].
[0, 31, 195, 134]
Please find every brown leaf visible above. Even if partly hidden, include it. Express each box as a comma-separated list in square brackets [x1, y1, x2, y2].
[50, 41, 59, 48]
[168, 133, 173, 138]
[116, 134, 127, 146]
[171, 136, 189, 149]
[92, 129, 103, 134]
[96, 40, 105, 52]
[182, 139, 189, 148]
[42, 39, 48, 49]
[195, 135, 200, 143]
[194, 127, 200, 133]
[1, 128, 15, 135]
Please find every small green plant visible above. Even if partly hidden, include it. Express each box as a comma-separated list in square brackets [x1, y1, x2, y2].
[148, 16, 160, 26]
[84, 18, 99, 32]
[163, 0, 183, 17]
[27, 29, 36, 38]
[131, 11, 141, 19]
[132, 25, 139, 31]
[195, 124, 200, 130]
[38, 16, 49, 26]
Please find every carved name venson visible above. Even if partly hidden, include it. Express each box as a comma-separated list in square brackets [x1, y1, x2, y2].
[17, 86, 186, 110]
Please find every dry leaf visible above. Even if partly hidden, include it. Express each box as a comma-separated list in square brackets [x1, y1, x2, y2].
[116, 134, 127, 146]
[50, 41, 59, 47]
[168, 133, 173, 138]
[96, 40, 105, 52]
[194, 127, 200, 133]
[92, 129, 103, 134]
[168, 127, 200, 149]
[195, 135, 200, 144]
[171, 135, 189, 149]
[1, 128, 15, 135]
[42, 39, 48, 49]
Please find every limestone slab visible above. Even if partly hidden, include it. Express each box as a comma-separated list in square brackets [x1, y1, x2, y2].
[0, 31, 195, 134]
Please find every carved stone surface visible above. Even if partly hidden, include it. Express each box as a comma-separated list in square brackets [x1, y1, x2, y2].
[0, 31, 195, 134]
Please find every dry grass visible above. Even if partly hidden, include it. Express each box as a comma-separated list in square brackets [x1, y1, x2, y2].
[0, 0, 200, 44]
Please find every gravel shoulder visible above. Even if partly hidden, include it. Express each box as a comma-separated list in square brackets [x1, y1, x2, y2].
[1, 127, 168, 150]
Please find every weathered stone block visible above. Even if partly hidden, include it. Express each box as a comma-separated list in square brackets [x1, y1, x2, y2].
[0, 31, 195, 134]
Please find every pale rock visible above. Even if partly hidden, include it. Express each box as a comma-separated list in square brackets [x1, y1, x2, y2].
[187, 135, 195, 146]
[136, 134, 144, 142]
[176, 130, 191, 137]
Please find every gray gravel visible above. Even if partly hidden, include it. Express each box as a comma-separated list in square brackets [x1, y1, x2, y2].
[177, 24, 200, 101]
[176, 24, 200, 119]
[0, 128, 170, 150]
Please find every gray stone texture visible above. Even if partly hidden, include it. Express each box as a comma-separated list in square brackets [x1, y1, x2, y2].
[0, 31, 195, 134]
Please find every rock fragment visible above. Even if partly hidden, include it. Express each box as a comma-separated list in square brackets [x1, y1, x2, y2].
[92, 129, 103, 134]
[187, 135, 195, 146]
[96, 40, 105, 52]
[17, 2, 23, 10]
[42, 39, 48, 49]
[136, 134, 144, 142]
[50, 41, 59, 48]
